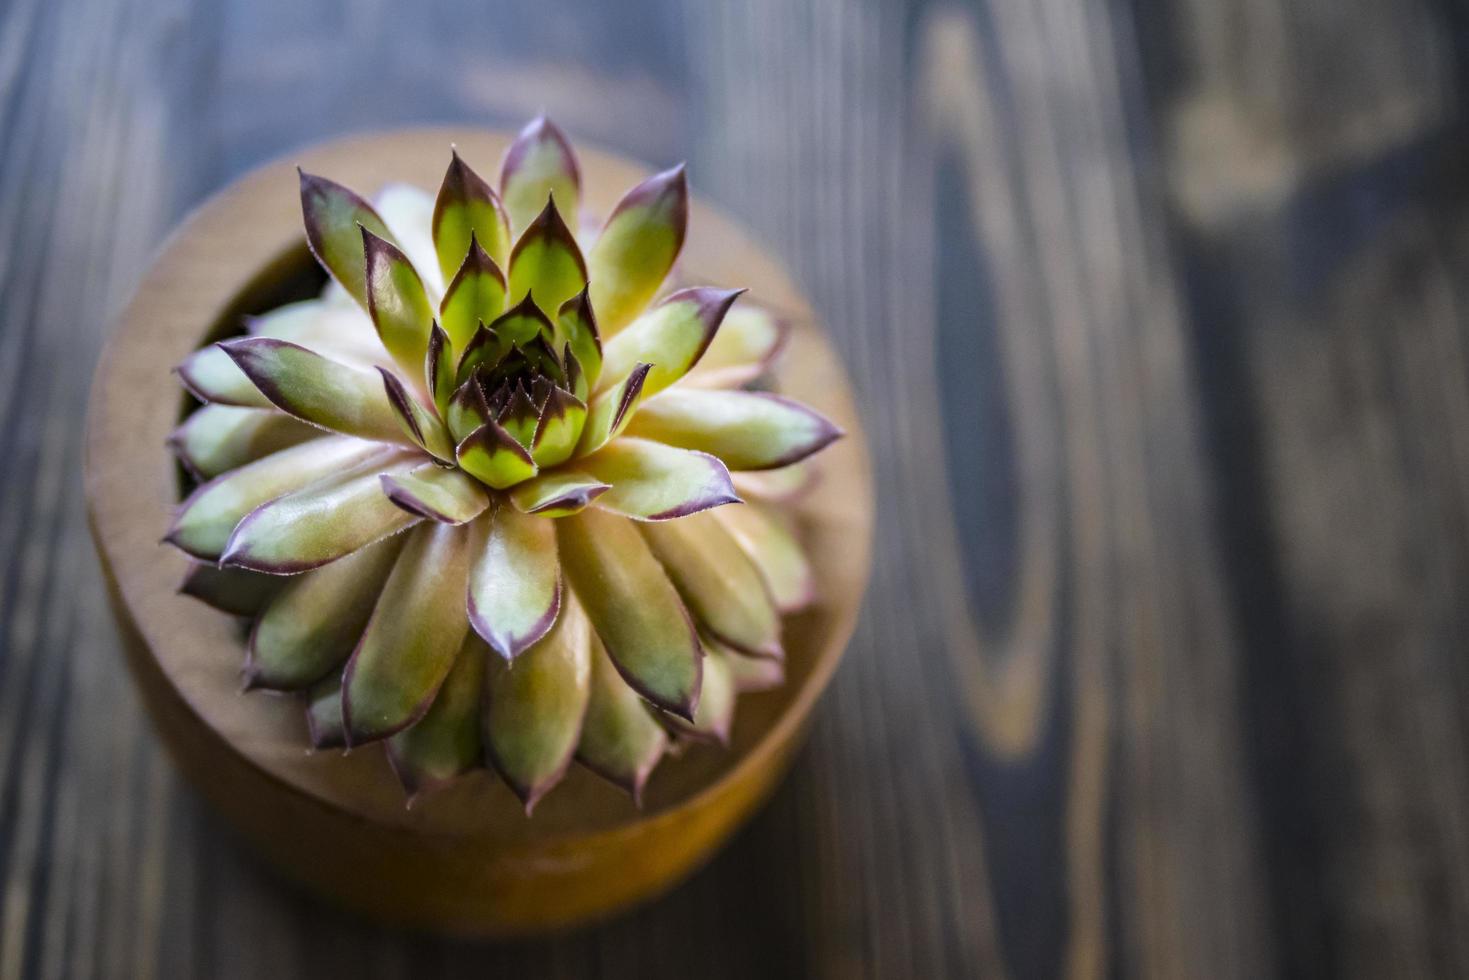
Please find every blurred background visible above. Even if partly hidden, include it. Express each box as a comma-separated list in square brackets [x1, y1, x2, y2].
[4, 0, 1469, 977]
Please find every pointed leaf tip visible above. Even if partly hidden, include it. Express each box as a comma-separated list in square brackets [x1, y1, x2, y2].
[508, 194, 587, 314]
[467, 504, 561, 660]
[588, 164, 690, 334]
[299, 170, 393, 309]
[626, 389, 842, 470]
[434, 149, 512, 283]
[500, 116, 581, 237]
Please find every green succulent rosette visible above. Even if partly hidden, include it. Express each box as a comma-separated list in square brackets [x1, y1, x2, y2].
[166, 117, 839, 810]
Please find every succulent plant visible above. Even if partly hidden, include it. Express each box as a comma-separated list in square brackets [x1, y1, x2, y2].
[166, 117, 840, 811]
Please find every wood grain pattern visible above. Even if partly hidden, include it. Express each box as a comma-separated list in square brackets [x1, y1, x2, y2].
[4, 0, 1469, 975]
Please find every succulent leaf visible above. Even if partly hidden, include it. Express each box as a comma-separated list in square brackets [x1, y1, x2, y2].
[587, 165, 688, 335]
[497, 383, 542, 450]
[305, 673, 348, 750]
[557, 507, 702, 719]
[580, 437, 739, 521]
[682, 303, 787, 388]
[447, 376, 493, 444]
[575, 635, 669, 801]
[425, 323, 456, 419]
[597, 287, 744, 399]
[378, 368, 455, 462]
[364, 228, 436, 378]
[455, 418, 538, 489]
[380, 463, 490, 525]
[664, 636, 736, 744]
[713, 502, 815, 612]
[487, 292, 555, 349]
[467, 503, 561, 660]
[575, 363, 651, 456]
[165, 437, 382, 560]
[178, 562, 284, 617]
[483, 594, 592, 812]
[221, 451, 422, 574]
[529, 385, 587, 468]
[342, 521, 472, 745]
[500, 116, 580, 237]
[557, 287, 603, 388]
[220, 338, 410, 445]
[507, 196, 587, 314]
[433, 149, 512, 283]
[640, 511, 782, 659]
[625, 389, 842, 470]
[387, 632, 487, 799]
[245, 535, 406, 691]
[438, 236, 507, 352]
[168, 406, 315, 480]
[508, 470, 610, 517]
[176, 345, 274, 407]
[299, 169, 394, 309]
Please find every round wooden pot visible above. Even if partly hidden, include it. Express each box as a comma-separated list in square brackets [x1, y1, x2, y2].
[84, 128, 873, 936]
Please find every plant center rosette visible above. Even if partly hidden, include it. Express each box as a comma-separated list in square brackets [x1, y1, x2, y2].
[163, 117, 842, 811]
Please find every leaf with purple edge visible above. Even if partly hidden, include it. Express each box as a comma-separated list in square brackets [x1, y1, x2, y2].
[575, 634, 668, 802]
[483, 592, 591, 813]
[624, 388, 843, 471]
[305, 673, 347, 750]
[219, 338, 408, 445]
[165, 437, 383, 560]
[557, 287, 602, 388]
[439, 236, 507, 352]
[245, 534, 406, 691]
[529, 385, 587, 468]
[454, 322, 510, 388]
[499, 116, 580, 238]
[580, 437, 739, 522]
[387, 632, 487, 800]
[378, 367, 454, 462]
[299, 169, 394, 309]
[433, 149, 512, 282]
[557, 507, 702, 719]
[713, 502, 815, 613]
[425, 323, 456, 419]
[682, 302, 788, 388]
[221, 451, 422, 574]
[178, 562, 284, 617]
[640, 510, 782, 659]
[176, 345, 273, 407]
[507, 196, 587, 315]
[596, 287, 744, 399]
[169, 406, 316, 479]
[342, 521, 472, 745]
[663, 635, 736, 745]
[575, 363, 650, 456]
[381, 462, 489, 525]
[446, 376, 492, 445]
[455, 418, 538, 489]
[467, 503, 561, 660]
[364, 228, 436, 378]
[496, 383, 541, 450]
[587, 165, 688, 335]
[487, 292, 555, 348]
[508, 470, 610, 518]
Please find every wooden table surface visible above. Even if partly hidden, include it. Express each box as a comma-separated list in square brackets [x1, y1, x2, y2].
[3, 0, 1468, 977]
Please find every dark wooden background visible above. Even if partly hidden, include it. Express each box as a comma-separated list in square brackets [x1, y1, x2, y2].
[4, 0, 1469, 976]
